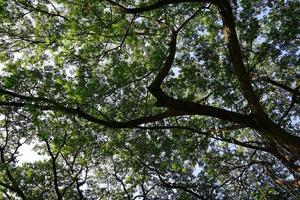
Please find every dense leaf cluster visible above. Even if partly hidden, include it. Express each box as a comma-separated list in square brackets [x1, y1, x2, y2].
[0, 0, 299, 199]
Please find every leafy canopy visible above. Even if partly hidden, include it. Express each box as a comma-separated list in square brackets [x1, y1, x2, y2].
[0, 0, 299, 199]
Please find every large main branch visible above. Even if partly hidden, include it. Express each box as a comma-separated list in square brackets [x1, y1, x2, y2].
[105, 0, 210, 13]
[0, 87, 256, 130]
[0, 88, 185, 128]
[214, 0, 300, 157]
[147, 29, 258, 129]
[111, 0, 300, 157]
[2, 0, 299, 160]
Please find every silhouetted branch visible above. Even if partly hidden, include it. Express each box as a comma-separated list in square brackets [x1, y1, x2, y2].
[105, 0, 210, 14]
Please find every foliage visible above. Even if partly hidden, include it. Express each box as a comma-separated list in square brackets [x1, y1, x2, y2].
[0, 0, 299, 199]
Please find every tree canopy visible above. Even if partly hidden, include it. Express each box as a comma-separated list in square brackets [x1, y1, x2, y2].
[0, 0, 299, 199]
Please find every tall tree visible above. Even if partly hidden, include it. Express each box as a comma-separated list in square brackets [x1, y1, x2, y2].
[0, 0, 299, 199]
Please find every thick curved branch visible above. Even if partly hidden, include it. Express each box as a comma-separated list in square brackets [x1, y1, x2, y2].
[214, 0, 300, 157]
[0, 87, 256, 130]
[215, 0, 263, 114]
[105, 0, 210, 14]
[0, 88, 184, 128]
[147, 29, 257, 129]
[148, 30, 177, 89]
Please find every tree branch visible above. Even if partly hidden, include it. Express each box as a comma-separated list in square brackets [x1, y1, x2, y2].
[19, 0, 69, 21]
[0, 88, 185, 128]
[214, 0, 300, 158]
[138, 125, 270, 152]
[1, 88, 257, 130]
[142, 162, 205, 199]
[45, 139, 62, 200]
[147, 27, 258, 129]
[278, 96, 296, 125]
[112, 162, 131, 200]
[105, 0, 210, 14]
[265, 78, 300, 97]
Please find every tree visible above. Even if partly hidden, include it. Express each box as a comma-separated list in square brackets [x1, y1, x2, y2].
[0, 0, 299, 199]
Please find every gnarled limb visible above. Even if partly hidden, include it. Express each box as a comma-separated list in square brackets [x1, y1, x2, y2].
[105, 0, 210, 14]
[0, 87, 256, 129]
[147, 27, 258, 129]
[0, 91, 184, 128]
[214, 0, 300, 158]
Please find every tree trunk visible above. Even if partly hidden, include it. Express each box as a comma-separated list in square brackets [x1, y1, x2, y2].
[215, 0, 300, 159]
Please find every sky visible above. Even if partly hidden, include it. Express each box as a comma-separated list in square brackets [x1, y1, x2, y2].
[0, 112, 45, 164]
[18, 142, 46, 164]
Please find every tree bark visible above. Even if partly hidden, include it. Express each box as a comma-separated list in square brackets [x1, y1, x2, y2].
[215, 0, 300, 158]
